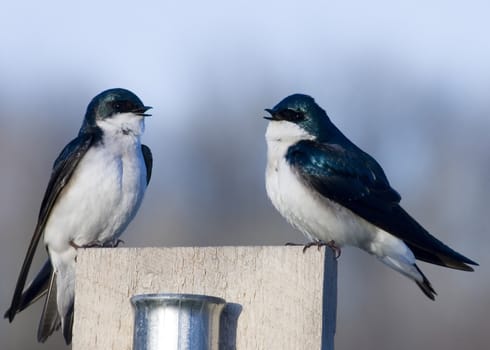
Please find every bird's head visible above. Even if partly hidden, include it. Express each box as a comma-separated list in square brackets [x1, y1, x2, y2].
[264, 94, 332, 141]
[81, 88, 151, 135]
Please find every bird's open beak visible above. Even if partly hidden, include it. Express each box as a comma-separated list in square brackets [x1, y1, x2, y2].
[263, 108, 277, 121]
[134, 106, 152, 117]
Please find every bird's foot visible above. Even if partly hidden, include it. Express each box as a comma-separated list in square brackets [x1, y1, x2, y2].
[70, 240, 104, 248]
[69, 238, 124, 249]
[107, 239, 125, 247]
[69, 240, 82, 249]
[302, 240, 342, 259]
[301, 241, 325, 253]
[325, 240, 342, 259]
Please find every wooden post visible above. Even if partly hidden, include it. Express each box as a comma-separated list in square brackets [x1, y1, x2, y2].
[73, 246, 337, 349]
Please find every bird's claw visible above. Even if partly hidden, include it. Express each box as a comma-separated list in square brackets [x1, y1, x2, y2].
[301, 240, 342, 259]
[109, 239, 125, 247]
[69, 238, 125, 249]
[326, 240, 342, 259]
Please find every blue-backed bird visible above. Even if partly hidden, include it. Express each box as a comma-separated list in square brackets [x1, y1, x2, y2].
[264, 93, 477, 299]
[5, 88, 153, 343]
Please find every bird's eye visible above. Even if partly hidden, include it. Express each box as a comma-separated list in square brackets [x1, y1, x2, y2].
[112, 100, 133, 111]
[281, 109, 304, 122]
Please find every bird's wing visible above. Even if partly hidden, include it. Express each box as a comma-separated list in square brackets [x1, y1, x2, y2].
[5, 133, 96, 322]
[141, 144, 152, 185]
[286, 140, 401, 209]
[287, 140, 477, 270]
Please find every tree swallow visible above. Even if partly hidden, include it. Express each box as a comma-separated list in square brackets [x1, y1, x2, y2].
[264, 93, 478, 300]
[4, 88, 153, 344]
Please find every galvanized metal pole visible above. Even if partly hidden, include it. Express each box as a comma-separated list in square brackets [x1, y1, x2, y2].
[131, 293, 226, 350]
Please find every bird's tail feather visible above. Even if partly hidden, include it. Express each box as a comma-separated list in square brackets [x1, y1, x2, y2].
[4, 260, 52, 319]
[378, 256, 437, 300]
[414, 264, 436, 300]
[37, 271, 60, 343]
[62, 302, 74, 345]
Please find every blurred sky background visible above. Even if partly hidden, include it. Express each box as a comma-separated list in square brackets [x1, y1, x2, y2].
[1, 0, 489, 349]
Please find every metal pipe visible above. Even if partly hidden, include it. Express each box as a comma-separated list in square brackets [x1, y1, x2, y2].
[131, 293, 226, 350]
